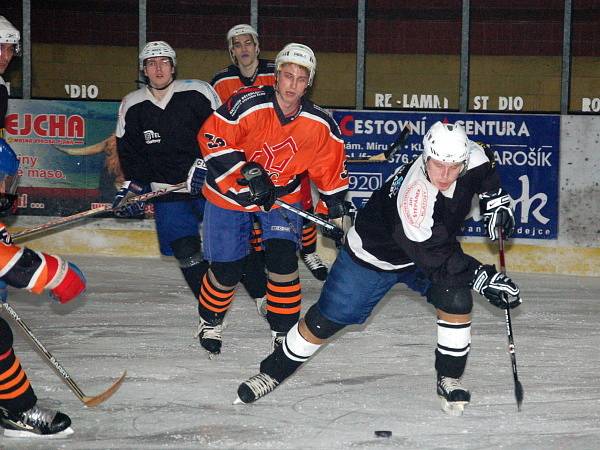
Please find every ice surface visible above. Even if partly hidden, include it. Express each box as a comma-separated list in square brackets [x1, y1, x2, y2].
[1, 255, 599, 449]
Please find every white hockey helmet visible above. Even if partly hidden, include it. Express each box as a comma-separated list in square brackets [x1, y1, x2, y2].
[227, 24, 259, 63]
[138, 41, 177, 70]
[422, 121, 469, 170]
[275, 43, 317, 86]
[0, 16, 21, 56]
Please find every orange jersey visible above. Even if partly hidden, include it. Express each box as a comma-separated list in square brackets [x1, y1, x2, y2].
[0, 223, 57, 294]
[197, 86, 348, 212]
[210, 59, 276, 103]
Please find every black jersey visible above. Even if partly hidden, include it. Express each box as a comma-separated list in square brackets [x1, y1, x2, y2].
[115, 79, 220, 200]
[345, 142, 502, 288]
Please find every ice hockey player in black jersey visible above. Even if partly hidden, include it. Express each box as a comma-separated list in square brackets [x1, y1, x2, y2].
[236, 121, 520, 416]
[113, 41, 221, 326]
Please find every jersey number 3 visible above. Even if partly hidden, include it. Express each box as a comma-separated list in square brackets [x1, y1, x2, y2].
[204, 133, 226, 149]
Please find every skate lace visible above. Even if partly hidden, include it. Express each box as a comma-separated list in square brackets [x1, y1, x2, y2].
[302, 252, 326, 270]
[194, 319, 222, 340]
[439, 376, 464, 393]
[245, 373, 279, 398]
[21, 405, 55, 428]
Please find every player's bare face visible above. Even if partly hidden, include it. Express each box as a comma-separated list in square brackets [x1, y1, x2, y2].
[232, 35, 258, 68]
[426, 158, 464, 191]
[275, 64, 309, 115]
[143, 57, 174, 90]
[0, 44, 15, 74]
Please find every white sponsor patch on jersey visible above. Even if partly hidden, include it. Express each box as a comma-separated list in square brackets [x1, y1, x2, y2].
[143, 129, 161, 144]
[398, 160, 438, 242]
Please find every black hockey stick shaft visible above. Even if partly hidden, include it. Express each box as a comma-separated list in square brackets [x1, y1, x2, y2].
[498, 227, 524, 411]
[239, 163, 345, 241]
[13, 182, 186, 242]
[275, 199, 344, 242]
[347, 124, 411, 163]
[1, 301, 126, 407]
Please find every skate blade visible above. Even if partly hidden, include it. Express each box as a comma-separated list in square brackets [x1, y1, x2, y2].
[233, 396, 246, 405]
[4, 426, 74, 438]
[207, 351, 220, 360]
[439, 397, 468, 416]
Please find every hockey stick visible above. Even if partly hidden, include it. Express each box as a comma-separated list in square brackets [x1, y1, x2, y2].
[346, 124, 411, 163]
[239, 164, 345, 241]
[274, 199, 344, 242]
[497, 227, 524, 411]
[13, 182, 187, 242]
[0, 300, 126, 407]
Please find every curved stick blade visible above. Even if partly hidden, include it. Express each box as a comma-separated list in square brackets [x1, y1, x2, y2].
[82, 371, 127, 407]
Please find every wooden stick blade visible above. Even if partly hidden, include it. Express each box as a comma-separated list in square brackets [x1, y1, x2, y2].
[82, 371, 127, 407]
[367, 153, 388, 161]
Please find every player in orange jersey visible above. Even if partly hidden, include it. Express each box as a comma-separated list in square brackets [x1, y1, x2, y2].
[0, 17, 85, 438]
[212, 24, 329, 283]
[188, 43, 351, 356]
[211, 24, 276, 104]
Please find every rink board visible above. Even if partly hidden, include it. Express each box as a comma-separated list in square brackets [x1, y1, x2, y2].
[12, 225, 600, 277]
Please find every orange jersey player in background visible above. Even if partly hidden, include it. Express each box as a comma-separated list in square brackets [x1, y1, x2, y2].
[209, 24, 275, 317]
[211, 24, 329, 283]
[187, 43, 350, 357]
[210, 24, 276, 104]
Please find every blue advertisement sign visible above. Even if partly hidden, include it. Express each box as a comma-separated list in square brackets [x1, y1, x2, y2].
[331, 110, 560, 239]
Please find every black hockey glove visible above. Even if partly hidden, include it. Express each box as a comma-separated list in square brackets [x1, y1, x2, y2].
[186, 158, 208, 196]
[472, 264, 521, 309]
[479, 188, 515, 241]
[112, 180, 150, 218]
[239, 162, 277, 211]
[321, 200, 355, 247]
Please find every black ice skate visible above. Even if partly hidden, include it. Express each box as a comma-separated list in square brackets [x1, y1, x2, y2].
[0, 404, 73, 438]
[234, 372, 280, 404]
[437, 374, 471, 416]
[301, 252, 328, 281]
[195, 316, 223, 357]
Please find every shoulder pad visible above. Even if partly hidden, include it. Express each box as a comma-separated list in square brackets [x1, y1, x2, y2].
[173, 80, 221, 109]
[120, 88, 149, 114]
[466, 140, 493, 171]
[302, 102, 342, 136]
[210, 65, 239, 85]
[476, 141, 496, 165]
[221, 86, 270, 119]
[398, 160, 437, 242]
[259, 59, 276, 72]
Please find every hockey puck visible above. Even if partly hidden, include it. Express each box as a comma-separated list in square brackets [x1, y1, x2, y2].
[374, 430, 392, 438]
